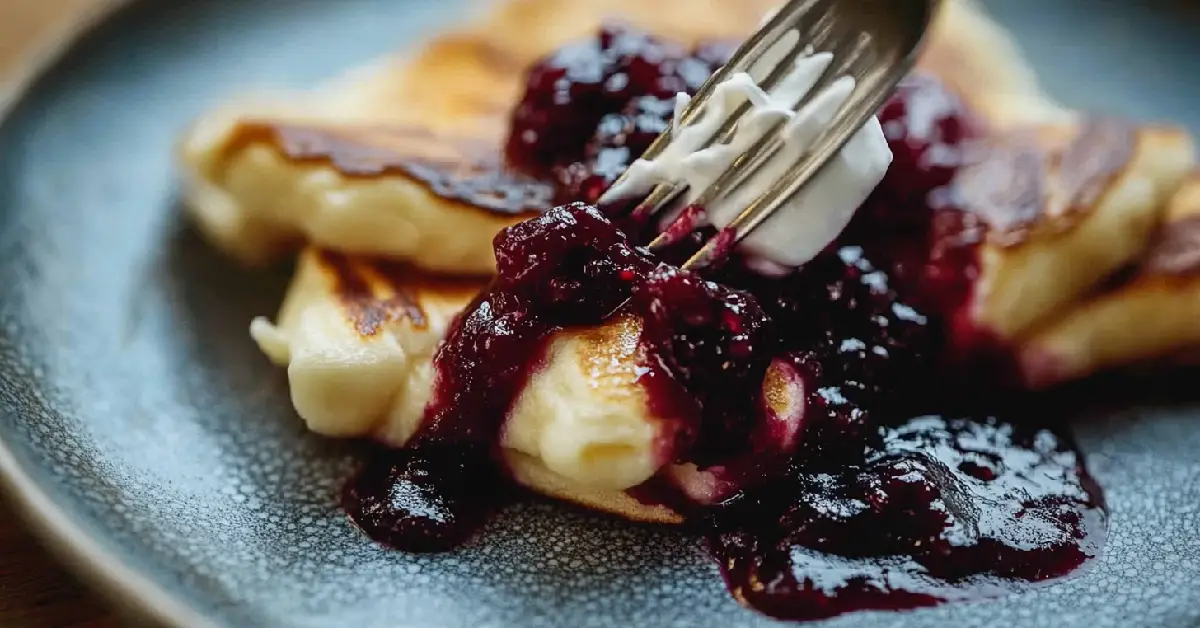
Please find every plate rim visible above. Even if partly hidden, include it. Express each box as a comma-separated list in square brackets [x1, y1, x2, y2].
[0, 0, 214, 625]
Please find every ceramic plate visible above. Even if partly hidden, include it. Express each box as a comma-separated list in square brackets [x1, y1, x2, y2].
[1, 1, 1198, 626]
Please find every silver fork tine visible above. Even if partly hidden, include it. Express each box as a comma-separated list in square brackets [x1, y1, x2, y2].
[680, 44, 917, 270]
[623, 32, 814, 218]
[632, 0, 811, 158]
[713, 34, 870, 197]
[647, 34, 866, 251]
[609, 0, 937, 270]
[628, 31, 813, 220]
[631, 6, 842, 222]
[673, 0, 841, 156]
[601, 0, 821, 209]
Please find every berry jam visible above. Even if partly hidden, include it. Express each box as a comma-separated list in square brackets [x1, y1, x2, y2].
[343, 443, 500, 552]
[849, 73, 998, 365]
[710, 415, 1103, 621]
[345, 25, 1107, 622]
[507, 25, 728, 204]
[424, 204, 658, 446]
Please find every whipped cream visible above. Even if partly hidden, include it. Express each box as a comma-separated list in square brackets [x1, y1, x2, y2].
[602, 31, 892, 273]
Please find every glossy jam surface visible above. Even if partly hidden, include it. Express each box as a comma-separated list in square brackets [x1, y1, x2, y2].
[710, 415, 1103, 621]
[424, 203, 778, 469]
[506, 25, 705, 172]
[345, 25, 1107, 622]
[507, 25, 728, 205]
[343, 444, 500, 552]
[852, 74, 988, 348]
[424, 204, 657, 446]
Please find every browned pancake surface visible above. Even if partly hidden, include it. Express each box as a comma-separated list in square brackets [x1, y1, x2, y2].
[206, 0, 1071, 221]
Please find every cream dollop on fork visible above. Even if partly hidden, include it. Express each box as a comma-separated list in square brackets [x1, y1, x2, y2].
[604, 32, 892, 273]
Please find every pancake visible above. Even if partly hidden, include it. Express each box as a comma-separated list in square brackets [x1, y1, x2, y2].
[250, 248, 483, 444]
[252, 248, 806, 523]
[179, 0, 1073, 274]
[204, 0, 1198, 522]
[965, 119, 1194, 344]
[1018, 171, 1200, 389]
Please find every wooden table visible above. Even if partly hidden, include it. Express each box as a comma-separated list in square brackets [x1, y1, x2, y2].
[0, 497, 119, 626]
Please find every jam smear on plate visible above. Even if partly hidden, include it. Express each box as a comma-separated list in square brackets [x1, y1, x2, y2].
[343, 443, 501, 552]
[345, 25, 1106, 621]
[709, 414, 1104, 621]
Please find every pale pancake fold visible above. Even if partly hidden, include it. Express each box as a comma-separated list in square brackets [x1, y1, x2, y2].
[250, 248, 689, 522]
[185, 0, 1199, 522]
[251, 251, 678, 495]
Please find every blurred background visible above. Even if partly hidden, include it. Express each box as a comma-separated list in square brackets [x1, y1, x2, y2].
[0, 0, 1195, 626]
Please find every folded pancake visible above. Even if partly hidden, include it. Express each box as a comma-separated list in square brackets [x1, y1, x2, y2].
[249, 249, 483, 443]
[179, 0, 1072, 274]
[250, 248, 666, 481]
[252, 247, 805, 523]
[961, 119, 1194, 345]
[185, 121, 551, 273]
[1018, 171, 1200, 389]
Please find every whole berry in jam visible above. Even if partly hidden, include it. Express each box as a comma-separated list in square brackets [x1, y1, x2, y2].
[507, 23, 729, 191]
[506, 36, 611, 172]
[634, 265, 774, 466]
[597, 24, 691, 99]
[716, 245, 934, 460]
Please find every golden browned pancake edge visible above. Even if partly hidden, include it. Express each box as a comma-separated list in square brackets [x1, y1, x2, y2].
[1018, 171, 1200, 388]
[180, 0, 1078, 271]
[325, 0, 1072, 130]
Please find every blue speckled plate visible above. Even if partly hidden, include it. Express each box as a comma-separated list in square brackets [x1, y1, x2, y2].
[0, 1, 1198, 626]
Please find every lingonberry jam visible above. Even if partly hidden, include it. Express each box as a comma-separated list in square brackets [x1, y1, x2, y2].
[345, 25, 1106, 622]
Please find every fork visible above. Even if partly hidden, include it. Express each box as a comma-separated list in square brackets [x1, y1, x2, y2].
[598, 0, 939, 270]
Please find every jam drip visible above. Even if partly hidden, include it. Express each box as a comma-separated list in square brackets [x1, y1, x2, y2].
[344, 24, 1107, 622]
[343, 444, 500, 552]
